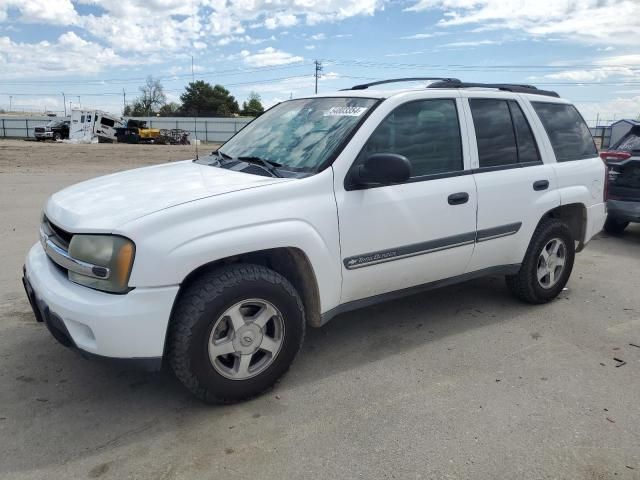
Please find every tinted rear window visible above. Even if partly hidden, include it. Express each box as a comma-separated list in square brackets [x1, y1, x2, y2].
[532, 102, 597, 162]
[613, 127, 640, 153]
[469, 98, 518, 168]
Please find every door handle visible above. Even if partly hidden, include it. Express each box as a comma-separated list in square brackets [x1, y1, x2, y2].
[533, 180, 549, 191]
[448, 192, 469, 205]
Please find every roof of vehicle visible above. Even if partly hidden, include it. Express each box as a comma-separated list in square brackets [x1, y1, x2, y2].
[313, 78, 568, 103]
[314, 87, 570, 103]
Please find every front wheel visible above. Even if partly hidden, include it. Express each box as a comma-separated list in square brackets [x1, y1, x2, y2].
[53, 132, 61, 141]
[168, 264, 305, 404]
[506, 218, 575, 304]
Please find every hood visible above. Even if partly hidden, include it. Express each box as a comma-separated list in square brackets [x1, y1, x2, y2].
[45, 160, 289, 231]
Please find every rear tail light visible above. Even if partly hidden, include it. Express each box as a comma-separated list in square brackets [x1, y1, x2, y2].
[600, 155, 609, 201]
[599, 151, 631, 162]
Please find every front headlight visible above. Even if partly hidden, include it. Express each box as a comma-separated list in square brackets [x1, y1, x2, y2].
[68, 235, 135, 293]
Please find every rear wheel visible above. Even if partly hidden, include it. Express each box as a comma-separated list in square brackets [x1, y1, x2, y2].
[506, 218, 575, 304]
[169, 264, 305, 404]
[603, 215, 628, 235]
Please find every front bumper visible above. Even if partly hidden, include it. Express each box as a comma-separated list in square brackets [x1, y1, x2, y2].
[35, 131, 53, 138]
[608, 199, 640, 223]
[24, 242, 179, 364]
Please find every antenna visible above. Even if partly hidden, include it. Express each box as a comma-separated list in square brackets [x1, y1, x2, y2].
[191, 55, 199, 160]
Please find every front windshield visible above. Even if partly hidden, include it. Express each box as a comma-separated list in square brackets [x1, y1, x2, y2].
[47, 120, 63, 128]
[219, 97, 378, 172]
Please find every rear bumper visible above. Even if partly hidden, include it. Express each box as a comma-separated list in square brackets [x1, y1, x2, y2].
[583, 202, 607, 246]
[607, 199, 640, 223]
[24, 242, 179, 364]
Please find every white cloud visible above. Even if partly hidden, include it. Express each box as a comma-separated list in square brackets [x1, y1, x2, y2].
[240, 47, 304, 67]
[305, 45, 316, 50]
[542, 54, 640, 82]
[0, 0, 385, 63]
[440, 39, 500, 48]
[385, 50, 426, 57]
[0, 32, 140, 78]
[264, 14, 298, 29]
[311, 33, 326, 40]
[0, 0, 78, 25]
[401, 32, 447, 39]
[407, 0, 640, 46]
[575, 96, 640, 126]
[215, 34, 273, 46]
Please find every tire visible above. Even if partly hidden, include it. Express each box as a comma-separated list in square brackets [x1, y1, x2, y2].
[168, 264, 305, 404]
[506, 218, 575, 304]
[603, 215, 628, 235]
[53, 132, 61, 141]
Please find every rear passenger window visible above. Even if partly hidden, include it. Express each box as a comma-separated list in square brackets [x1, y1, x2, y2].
[509, 101, 540, 164]
[532, 102, 597, 162]
[470, 99, 541, 168]
[358, 99, 463, 178]
[470, 99, 517, 168]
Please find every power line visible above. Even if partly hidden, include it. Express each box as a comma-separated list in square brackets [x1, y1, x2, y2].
[0, 63, 312, 86]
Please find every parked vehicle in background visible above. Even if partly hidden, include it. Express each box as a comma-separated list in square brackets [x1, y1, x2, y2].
[69, 109, 123, 142]
[115, 119, 161, 144]
[116, 120, 190, 145]
[34, 119, 70, 141]
[600, 125, 640, 234]
[23, 79, 606, 404]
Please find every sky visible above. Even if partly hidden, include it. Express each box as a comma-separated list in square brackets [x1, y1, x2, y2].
[0, 0, 639, 125]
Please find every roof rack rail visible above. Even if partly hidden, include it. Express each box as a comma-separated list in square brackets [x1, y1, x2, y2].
[344, 77, 461, 91]
[427, 80, 560, 98]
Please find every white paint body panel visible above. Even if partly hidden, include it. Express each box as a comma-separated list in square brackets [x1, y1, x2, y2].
[25, 87, 607, 360]
[332, 92, 478, 302]
[46, 160, 289, 232]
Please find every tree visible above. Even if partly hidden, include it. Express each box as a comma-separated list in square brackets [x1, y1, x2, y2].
[241, 92, 264, 117]
[158, 102, 180, 116]
[123, 76, 168, 116]
[138, 76, 166, 115]
[180, 81, 240, 117]
[123, 100, 147, 117]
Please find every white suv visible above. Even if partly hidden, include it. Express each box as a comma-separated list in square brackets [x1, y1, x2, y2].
[23, 79, 607, 403]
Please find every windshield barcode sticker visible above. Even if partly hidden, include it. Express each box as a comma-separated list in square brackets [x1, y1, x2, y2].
[324, 106, 368, 117]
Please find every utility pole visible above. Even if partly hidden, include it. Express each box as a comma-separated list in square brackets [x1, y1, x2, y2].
[123, 88, 126, 114]
[61, 92, 66, 116]
[314, 60, 323, 94]
[9, 95, 12, 112]
[77, 96, 81, 109]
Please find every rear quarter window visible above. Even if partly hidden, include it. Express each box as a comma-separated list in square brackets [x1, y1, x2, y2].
[531, 102, 597, 162]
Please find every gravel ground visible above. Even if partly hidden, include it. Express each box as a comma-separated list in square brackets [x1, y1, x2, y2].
[1, 138, 639, 480]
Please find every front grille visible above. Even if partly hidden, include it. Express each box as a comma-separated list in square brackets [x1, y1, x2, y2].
[42, 216, 73, 249]
[35, 127, 45, 133]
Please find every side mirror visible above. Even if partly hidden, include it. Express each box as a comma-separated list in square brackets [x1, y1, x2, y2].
[350, 153, 411, 187]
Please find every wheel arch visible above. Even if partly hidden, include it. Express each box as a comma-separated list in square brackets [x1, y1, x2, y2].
[538, 202, 588, 251]
[170, 245, 322, 327]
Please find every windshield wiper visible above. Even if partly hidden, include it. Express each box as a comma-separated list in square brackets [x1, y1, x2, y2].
[216, 149, 233, 160]
[237, 156, 283, 178]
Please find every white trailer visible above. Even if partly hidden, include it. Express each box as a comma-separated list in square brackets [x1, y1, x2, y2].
[69, 110, 123, 142]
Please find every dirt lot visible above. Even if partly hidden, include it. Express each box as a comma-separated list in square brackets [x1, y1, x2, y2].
[1, 138, 640, 479]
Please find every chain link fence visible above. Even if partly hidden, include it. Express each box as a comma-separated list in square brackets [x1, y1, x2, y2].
[0, 115, 253, 143]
